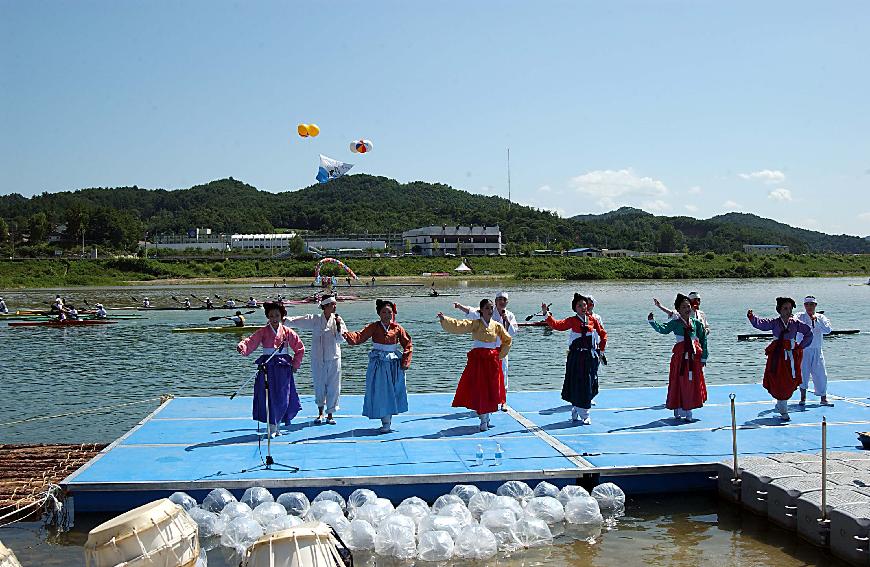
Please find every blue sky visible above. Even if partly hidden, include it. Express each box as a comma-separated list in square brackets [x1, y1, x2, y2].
[2, 1, 868, 236]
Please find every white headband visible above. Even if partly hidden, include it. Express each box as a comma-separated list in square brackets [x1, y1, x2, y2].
[688, 292, 701, 300]
[495, 291, 509, 300]
[803, 295, 817, 304]
[320, 296, 337, 306]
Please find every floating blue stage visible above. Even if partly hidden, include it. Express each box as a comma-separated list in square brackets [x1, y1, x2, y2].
[63, 380, 870, 513]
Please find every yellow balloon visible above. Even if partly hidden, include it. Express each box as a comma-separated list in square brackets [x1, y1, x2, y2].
[307, 124, 320, 137]
[297, 124, 309, 137]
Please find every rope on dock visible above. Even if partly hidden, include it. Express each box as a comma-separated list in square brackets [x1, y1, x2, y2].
[0, 396, 164, 428]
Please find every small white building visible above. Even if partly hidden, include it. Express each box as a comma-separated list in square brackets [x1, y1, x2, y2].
[743, 244, 790, 255]
[402, 225, 503, 256]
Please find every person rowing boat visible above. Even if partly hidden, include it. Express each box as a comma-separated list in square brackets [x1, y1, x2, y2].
[182, 297, 192, 309]
[246, 296, 258, 308]
[225, 298, 237, 309]
[94, 303, 108, 319]
[142, 297, 151, 309]
[0, 297, 7, 315]
[230, 311, 246, 327]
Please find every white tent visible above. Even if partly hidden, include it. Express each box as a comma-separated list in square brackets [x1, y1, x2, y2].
[454, 261, 472, 272]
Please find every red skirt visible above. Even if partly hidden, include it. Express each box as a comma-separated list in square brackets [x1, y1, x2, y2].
[452, 348, 505, 415]
[763, 339, 803, 400]
[666, 339, 708, 411]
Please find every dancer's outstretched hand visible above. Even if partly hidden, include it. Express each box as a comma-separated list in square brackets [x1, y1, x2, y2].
[747, 309, 754, 319]
[436, 312, 445, 320]
[653, 298, 662, 308]
[647, 312, 654, 321]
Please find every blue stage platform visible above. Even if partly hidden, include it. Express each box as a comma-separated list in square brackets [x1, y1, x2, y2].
[62, 380, 870, 512]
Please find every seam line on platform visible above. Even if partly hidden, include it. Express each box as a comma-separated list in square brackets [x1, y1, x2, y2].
[504, 405, 593, 469]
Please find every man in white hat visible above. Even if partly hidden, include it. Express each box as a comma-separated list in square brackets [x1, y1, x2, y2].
[796, 295, 832, 406]
[283, 295, 348, 425]
[453, 290, 519, 411]
[0, 297, 7, 314]
[94, 303, 108, 319]
[142, 297, 151, 309]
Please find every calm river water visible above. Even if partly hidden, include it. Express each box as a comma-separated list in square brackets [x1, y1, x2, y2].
[1, 277, 867, 565]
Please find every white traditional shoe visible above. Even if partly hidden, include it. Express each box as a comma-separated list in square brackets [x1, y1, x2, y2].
[314, 416, 324, 425]
[326, 417, 336, 425]
[684, 410, 693, 421]
[379, 425, 391, 433]
[779, 412, 790, 421]
[580, 417, 591, 425]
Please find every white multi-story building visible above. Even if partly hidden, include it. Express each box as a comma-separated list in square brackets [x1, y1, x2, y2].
[402, 225, 503, 256]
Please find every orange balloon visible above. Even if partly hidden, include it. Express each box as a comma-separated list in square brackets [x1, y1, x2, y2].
[297, 124, 309, 137]
[307, 124, 320, 137]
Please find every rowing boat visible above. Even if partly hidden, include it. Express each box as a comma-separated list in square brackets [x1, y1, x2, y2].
[171, 325, 258, 333]
[519, 321, 549, 327]
[284, 295, 361, 305]
[737, 329, 860, 341]
[251, 283, 424, 289]
[412, 294, 460, 298]
[8, 320, 117, 328]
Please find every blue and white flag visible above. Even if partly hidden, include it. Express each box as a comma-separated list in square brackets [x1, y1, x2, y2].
[316, 154, 354, 183]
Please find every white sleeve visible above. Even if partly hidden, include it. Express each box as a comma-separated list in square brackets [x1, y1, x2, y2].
[505, 312, 519, 336]
[817, 314, 833, 334]
[283, 314, 316, 330]
[467, 309, 481, 320]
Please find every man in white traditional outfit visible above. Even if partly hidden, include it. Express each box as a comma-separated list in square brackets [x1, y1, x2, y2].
[453, 291, 519, 411]
[283, 295, 347, 425]
[797, 295, 833, 406]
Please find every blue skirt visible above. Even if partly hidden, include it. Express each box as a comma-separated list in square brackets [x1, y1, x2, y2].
[253, 353, 302, 425]
[362, 350, 408, 419]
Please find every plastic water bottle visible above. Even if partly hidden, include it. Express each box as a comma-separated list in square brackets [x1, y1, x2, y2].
[475, 444, 484, 466]
[494, 443, 504, 466]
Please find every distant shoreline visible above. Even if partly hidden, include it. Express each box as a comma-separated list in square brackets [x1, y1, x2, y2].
[0, 254, 868, 289]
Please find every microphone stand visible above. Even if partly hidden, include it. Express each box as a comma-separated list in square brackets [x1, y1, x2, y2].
[231, 335, 299, 472]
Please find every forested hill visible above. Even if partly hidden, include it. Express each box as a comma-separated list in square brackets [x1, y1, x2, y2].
[1, 175, 868, 254]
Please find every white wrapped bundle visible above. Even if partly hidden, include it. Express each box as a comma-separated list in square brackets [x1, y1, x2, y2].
[354, 499, 394, 527]
[187, 507, 227, 538]
[396, 497, 430, 529]
[591, 482, 626, 512]
[306, 500, 343, 522]
[436, 502, 473, 527]
[348, 488, 378, 510]
[347, 519, 376, 551]
[219, 501, 252, 523]
[497, 480, 534, 502]
[419, 514, 463, 540]
[417, 530, 455, 562]
[374, 521, 417, 560]
[169, 492, 197, 511]
[449, 484, 480, 504]
[524, 496, 565, 524]
[312, 489, 346, 511]
[432, 494, 464, 514]
[220, 516, 263, 554]
[558, 485, 590, 506]
[480, 508, 522, 552]
[533, 481, 561, 499]
[454, 525, 498, 560]
[492, 495, 523, 519]
[252, 502, 287, 527]
[201, 488, 237, 513]
[468, 491, 498, 520]
[263, 514, 303, 534]
[564, 496, 603, 525]
[380, 512, 417, 536]
[276, 492, 310, 517]
[515, 517, 553, 548]
[241, 487, 274, 509]
[320, 511, 352, 542]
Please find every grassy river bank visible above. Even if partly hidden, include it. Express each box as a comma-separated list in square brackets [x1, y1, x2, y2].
[0, 253, 868, 288]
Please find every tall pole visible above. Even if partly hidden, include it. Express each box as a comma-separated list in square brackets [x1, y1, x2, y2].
[506, 148, 511, 209]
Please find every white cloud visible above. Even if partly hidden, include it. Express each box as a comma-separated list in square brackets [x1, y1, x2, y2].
[537, 185, 552, 193]
[568, 168, 668, 210]
[768, 188, 793, 202]
[858, 212, 870, 221]
[684, 204, 699, 212]
[739, 169, 786, 184]
[643, 199, 671, 212]
[687, 186, 702, 195]
[723, 200, 741, 209]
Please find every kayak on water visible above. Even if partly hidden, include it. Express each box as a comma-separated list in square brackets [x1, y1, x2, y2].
[519, 321, 549, 327]
[737, 329, 860, 341]
[412, 293, 460, 298]
[251, 283, 424, 288]
[284, 295, 360, 305]
[8, 320, 117, 328]
[171, 325, 258, 333]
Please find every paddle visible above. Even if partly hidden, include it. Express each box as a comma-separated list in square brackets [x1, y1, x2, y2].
[214, 293, 222, 299]
[525, 303, 552, 321]
[208, 310, 256, 322]
[171, 295, 180, 303]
